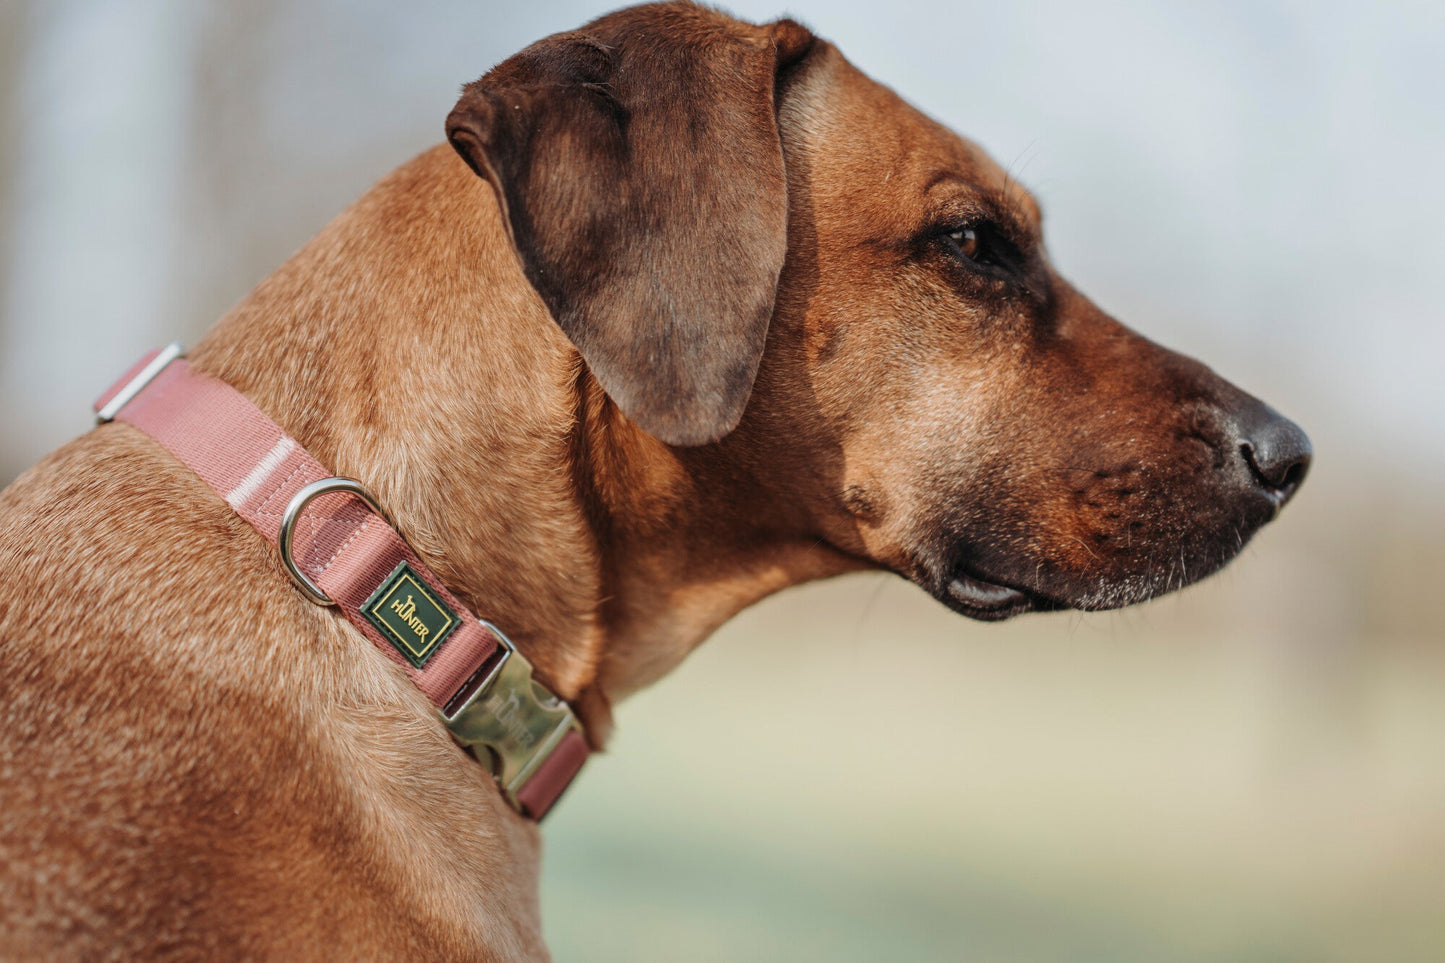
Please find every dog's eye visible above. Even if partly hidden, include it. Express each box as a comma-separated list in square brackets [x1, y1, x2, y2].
[935, 220, 1024, 274]
[946, 226, 980, 260]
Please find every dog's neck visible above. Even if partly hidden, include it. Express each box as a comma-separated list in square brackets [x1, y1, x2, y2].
[188, 145, 860, 744]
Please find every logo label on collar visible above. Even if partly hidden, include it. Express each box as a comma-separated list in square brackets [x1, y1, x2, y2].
[362, 562, 458, 667]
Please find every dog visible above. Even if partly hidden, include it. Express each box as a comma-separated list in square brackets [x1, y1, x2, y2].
[0, 2, 1310, 958]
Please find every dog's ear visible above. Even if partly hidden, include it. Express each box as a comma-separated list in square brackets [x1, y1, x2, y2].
[447, 9, 815, 446]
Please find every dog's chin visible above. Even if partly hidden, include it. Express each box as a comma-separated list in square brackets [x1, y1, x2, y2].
[925, 531, 1253, 621]
[933, 570, 1058, 622]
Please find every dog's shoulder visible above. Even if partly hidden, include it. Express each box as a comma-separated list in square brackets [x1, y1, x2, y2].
[0, 428, 545, 959]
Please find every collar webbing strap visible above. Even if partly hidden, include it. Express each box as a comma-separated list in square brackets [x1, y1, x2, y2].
[94, 345, 587, 820]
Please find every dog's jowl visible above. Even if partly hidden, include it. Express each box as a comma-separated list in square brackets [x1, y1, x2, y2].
[0, 3, 1309, 959]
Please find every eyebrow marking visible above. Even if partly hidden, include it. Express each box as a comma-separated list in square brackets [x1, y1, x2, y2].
[922, 168, 1043, 235]
[922, 169, 972, 195]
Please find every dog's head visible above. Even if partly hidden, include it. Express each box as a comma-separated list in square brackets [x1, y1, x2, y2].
[447, 1, 1310, 619]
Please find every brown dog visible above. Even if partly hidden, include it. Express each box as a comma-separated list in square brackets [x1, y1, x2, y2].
[0, 2, 1309, 959]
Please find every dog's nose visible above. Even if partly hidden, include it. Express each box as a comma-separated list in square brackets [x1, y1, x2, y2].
[1235, 402, 1312, 506]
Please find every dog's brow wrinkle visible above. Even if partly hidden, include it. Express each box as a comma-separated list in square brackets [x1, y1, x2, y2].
[922, 170, 970, 195]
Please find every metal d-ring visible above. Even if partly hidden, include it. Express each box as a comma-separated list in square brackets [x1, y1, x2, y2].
[279, 476, 392, 606]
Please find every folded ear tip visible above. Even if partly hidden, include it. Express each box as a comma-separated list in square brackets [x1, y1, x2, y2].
[445, 87, 494, 141]
[769, 18, 816, 67]
[446, 88, 502, 183]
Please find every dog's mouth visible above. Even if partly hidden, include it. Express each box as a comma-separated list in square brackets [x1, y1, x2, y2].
[934, 566, 1060, 622]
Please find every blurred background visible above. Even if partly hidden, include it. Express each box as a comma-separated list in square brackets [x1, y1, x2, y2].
[2, 1, 1442, 959]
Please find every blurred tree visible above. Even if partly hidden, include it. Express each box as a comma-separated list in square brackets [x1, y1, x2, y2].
[0, 1, 31, 482]
[182, 1, 285, 327]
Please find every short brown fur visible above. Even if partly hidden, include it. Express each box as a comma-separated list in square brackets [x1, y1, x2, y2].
[0, 3, 1307, 959]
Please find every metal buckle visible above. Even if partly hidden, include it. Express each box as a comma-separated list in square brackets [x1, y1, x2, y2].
[96, 342, 184, 423]
[278, 476, 393, 606]
[442, 621, 582, 813]
[278, 480, 576, 811]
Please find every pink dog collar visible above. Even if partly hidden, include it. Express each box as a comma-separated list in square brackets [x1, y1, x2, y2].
[95, 345, 587, 820]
